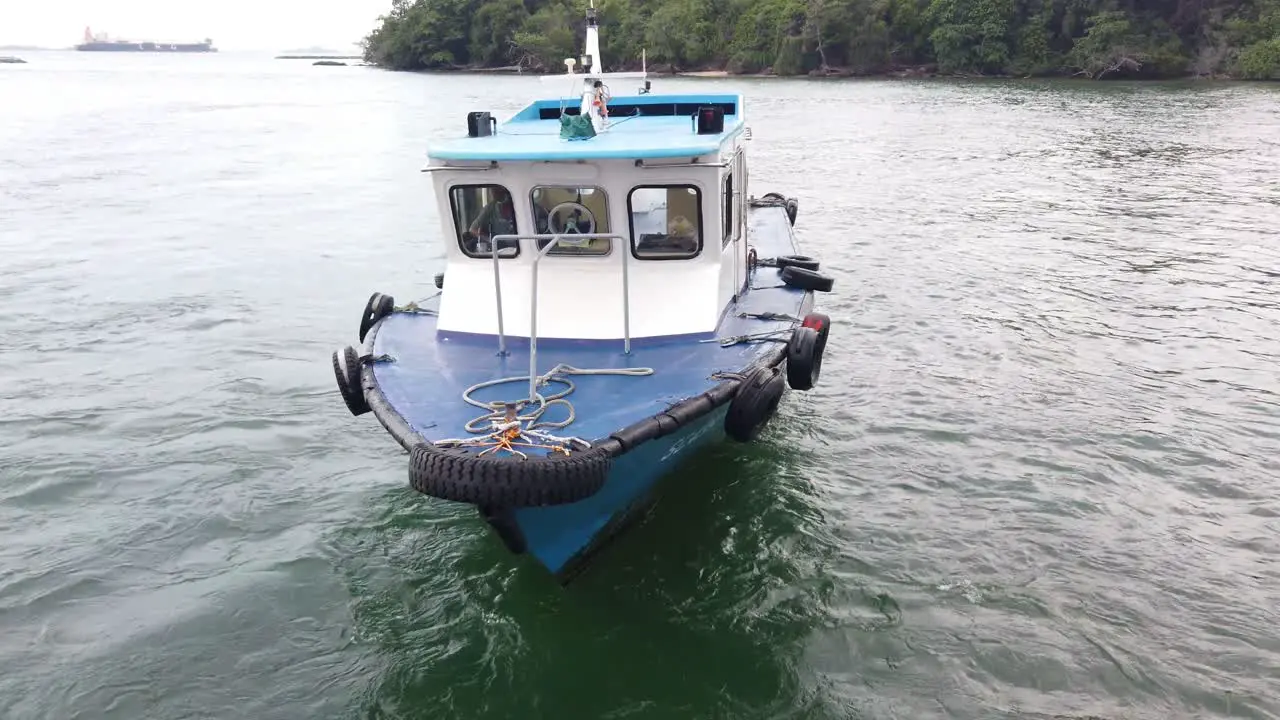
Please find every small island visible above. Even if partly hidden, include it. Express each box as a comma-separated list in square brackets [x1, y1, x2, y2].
[276, 45, 363, 60]
[277, 54, 363, 60]
[0, 56, 26, 64]
[360, 0, 1280, 80]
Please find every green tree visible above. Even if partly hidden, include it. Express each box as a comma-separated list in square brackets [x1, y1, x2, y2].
[470, 0, 528, 66]
[1237, 37, 1280, 77]
[645, 0, 718, 68]
[927, 0, 1016, 73]
[511, 0, 580, 70]
[1067, 10, 1188, 78]
[361, 0, 1280, 79]
[364, 0, 476, 69]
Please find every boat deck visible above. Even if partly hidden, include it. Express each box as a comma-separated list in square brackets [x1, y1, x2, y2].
[427, 94, 745, 161]
[368, 204, 807, 446]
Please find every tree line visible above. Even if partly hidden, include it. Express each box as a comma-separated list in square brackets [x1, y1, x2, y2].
[363, 0, 1280, 79]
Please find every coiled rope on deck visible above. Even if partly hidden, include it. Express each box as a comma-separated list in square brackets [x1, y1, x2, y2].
[432, 363, 654, 458]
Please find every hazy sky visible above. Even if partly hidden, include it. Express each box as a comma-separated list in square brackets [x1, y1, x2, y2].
[0, 0, 396, 50]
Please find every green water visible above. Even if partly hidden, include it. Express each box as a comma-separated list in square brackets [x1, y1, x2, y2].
[1, 53, 1278, 719]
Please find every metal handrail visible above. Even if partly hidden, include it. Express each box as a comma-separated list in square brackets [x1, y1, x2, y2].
[420, 162, 497, 173]
[488, 233, 632, 402]
[633, 159, 730, 169]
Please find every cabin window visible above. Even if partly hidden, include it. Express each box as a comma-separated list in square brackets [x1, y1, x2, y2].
[450, 184, 520, 258]
[722, 172, 734, 247]
[627, 185, 703, 260]
[529, 186, 611, 256]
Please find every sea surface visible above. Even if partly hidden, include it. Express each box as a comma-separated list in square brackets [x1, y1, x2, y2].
[1, 51, 1278, 720]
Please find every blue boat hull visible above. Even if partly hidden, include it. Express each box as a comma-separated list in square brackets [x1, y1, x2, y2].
[360, 309, 799, 581]
[342, 201, 831, 581]
[513, 403, 730, 580]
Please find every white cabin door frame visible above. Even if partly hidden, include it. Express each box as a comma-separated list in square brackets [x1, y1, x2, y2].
[733, 148, 748, 294]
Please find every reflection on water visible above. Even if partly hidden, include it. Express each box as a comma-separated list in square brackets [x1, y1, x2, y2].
[337, 442, 838, 718]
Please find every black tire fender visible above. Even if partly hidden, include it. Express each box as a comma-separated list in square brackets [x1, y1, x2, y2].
[408, 442, 611, 507]
[333, 345, 370, 416]
[724, 366, 787, 442]
[786, 326, 823, 391]
[780, 265, 834, 293]
[434, 272, 444, 289]
[776, 254, 820, 272]
[359, 292, 395, 344]
[802, 312, 831, 358]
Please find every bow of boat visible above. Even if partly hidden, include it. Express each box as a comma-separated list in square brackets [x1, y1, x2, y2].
[329, 0, 838, 581]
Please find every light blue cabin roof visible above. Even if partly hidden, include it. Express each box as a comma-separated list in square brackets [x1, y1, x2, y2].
[427, 93, 745, 162]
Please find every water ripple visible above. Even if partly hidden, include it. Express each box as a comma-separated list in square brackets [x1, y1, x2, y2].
[1, 61, 1279, 719]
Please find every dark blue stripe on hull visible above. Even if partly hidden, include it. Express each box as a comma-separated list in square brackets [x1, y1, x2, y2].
[517, 404, 730, 576]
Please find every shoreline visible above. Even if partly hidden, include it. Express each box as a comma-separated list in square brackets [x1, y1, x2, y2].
[390, 64, 1262, 82]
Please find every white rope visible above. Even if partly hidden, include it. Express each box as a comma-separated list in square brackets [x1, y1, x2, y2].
[434, 363, 655, 454]
[700, 328, 792, 347]
[395, 292, 441, 314]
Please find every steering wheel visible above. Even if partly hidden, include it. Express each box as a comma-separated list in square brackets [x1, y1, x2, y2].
[547, 201, 596, 235]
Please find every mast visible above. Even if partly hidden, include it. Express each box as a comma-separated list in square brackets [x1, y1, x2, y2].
[579, 1, 605, 131]
[539, 0, 649, 132]
[583, 1, 601, 75]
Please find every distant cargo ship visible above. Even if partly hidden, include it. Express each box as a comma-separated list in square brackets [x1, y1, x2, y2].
[74, 27, 216, 53]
